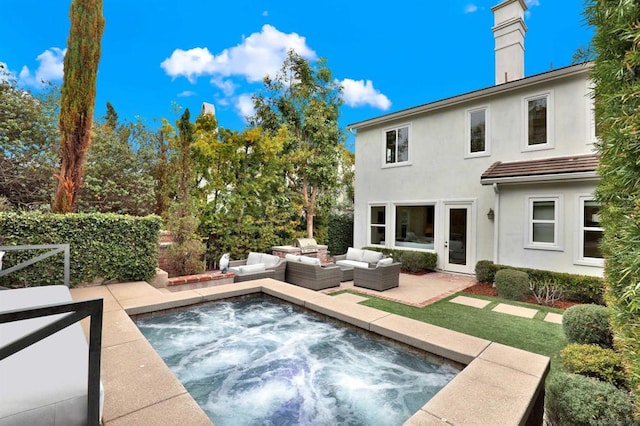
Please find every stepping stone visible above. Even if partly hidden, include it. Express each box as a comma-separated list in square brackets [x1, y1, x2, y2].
[492, 303, 538, 319]
[450, 295, 491, 308]
[544, 312, 563, 324]
[334, 293, 369, 304]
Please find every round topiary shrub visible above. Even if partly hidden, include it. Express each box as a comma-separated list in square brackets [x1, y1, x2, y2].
[475, 260, 495, 283]
[545, 372, 635, 426]
[563, 304, 613, 348]
[561, 343, 626, 388]
[400, 251, 428, 273]
[494, 269, 530, 301]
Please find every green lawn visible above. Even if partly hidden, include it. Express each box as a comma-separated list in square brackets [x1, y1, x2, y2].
[335, 291, 568, 371]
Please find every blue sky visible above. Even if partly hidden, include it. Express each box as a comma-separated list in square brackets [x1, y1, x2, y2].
[1, 0, 592, 148]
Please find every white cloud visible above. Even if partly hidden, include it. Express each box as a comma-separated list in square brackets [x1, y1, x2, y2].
[177, 90, 196, 97]
[464, 4, 478, 13]
[161, 24, 317, 86]
[210, 76, 237, 96]
[340, 78, 391, 110]
[525, 0, 540, 6]
[18, 47, 66, 87]
[262, 10, 268, 17]
[235, 94, 255, 121]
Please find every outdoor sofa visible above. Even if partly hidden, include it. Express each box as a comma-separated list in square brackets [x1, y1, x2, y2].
[229, 252, 287, 282]
[284, 254, 341, 290]
[0, 285, 104, 426]
[333, 247, 387, 269]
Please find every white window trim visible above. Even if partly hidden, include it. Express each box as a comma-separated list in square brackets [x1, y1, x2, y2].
[574, 195, 604, 267]
[522, 90, 555, 152]
[368, 203, 388, 247]
[464, 105, 491, 159]
[525, 195, 563, 251]
[381, 123, 412, 168]
[391, 201, 438, 252]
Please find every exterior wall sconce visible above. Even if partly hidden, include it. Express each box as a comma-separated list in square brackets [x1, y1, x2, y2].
[487, 208, 495, 221]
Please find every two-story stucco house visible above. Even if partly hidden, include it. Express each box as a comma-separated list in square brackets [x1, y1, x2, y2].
[348, 0, 602, 277]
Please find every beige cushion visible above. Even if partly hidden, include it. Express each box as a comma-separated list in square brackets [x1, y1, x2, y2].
[377, 257, 393, 267]
[362, 249, 383, 264]
[336, 259, 369, 269]
[239, 263, 266, 274]
[299, 256, 321, 266]
[246, 252, 262, 265]
[285, 254, 301, 262]
[346, 247, 364, 262]
[260, 253, 280, 268]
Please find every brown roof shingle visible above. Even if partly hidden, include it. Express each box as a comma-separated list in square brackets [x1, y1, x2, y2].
[481, 153, 599, 183]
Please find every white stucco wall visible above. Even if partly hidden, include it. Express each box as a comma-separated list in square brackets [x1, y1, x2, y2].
[353, 66, 598, 275]
[496, 181, 603, 277]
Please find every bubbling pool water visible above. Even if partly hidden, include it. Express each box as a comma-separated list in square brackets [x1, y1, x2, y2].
[135, 296, 459, 425]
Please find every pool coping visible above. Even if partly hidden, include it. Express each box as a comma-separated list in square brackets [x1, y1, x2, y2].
[72, 279, 549, 425]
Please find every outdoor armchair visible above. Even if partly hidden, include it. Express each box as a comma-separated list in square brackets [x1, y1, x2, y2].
[353, 260, 401, 291]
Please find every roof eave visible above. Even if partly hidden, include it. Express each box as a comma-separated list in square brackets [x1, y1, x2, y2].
[480, 171, 599, 185]
[349, 62, 592, 131]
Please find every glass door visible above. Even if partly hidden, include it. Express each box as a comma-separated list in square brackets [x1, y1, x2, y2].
[444, 204, 472, 273]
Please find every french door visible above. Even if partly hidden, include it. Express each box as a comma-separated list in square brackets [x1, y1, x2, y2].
[444, 203, 473, 273]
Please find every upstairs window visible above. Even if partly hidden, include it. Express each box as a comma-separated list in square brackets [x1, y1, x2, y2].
[523, 92, 554, 151]
[466, 106, 490, 158]
[384, 125, 409, 165]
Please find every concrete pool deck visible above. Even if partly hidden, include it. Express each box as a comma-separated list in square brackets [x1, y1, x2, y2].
[70, 277, 548, 425]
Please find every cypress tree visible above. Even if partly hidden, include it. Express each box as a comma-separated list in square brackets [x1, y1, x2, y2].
[53, 0, 105, 213]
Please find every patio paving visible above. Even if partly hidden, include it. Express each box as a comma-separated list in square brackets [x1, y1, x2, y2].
[450, 295, 491, 308]
[324, 271, 476, 307]
[544, 312, 564, 324]
[492, 303, 538, 319]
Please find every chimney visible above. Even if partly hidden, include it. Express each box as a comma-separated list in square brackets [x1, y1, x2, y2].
[492, 0, 527, 85]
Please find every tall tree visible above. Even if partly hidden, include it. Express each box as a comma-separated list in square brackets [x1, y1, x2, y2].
[586, 0, 640, 415]
[76, 111, 156, 216]
[0, 66, 59, 210]
[53, 0, 105, 213]
[251, 50, 344, 238]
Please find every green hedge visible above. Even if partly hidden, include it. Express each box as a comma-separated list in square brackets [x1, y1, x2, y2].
[0, 212, 161, 287]
[474, 260, 604, 304]
[327, 213, 353, 256]
[363, 247, 437, 271]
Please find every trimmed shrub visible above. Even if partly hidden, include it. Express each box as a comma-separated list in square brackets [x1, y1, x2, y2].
[0, 212, 161, 287]
[473, 260, 605, 304]
[475, 260, 495, 283]
[564, 304, 613, 346]
[563, 304, 613, 348]
[494, 269, 530, 301]
[545, 372, 636, 426]
[561, 343, 626, 388]
[327, 213, 353, 256]
[400, 251, 429, 273]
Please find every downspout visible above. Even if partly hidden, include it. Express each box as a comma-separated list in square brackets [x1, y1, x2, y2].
[492, 183, 500, 264]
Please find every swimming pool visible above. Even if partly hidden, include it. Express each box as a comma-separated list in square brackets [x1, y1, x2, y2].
[135, 295, 459, 425]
